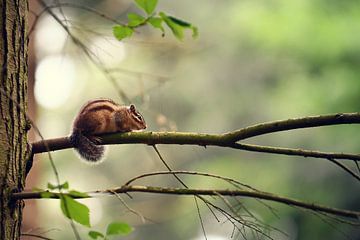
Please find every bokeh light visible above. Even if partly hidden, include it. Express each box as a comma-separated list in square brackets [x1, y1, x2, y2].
[35, 15, 68, 57]
[34, 55, 76, 109]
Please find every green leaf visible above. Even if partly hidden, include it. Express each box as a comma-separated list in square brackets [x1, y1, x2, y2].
[168, 16, 192, 27]
[128, 13, 145, 27]
[159, 12, 198, 40]
[159, 12, 184, 40]
[168, 16, 198, 38]
[62, 182, 69, 189]
[106, 222, 133, 236]
[69, 190, 89, 198]
[148, 17, 162, 28]
[88, 231, 104, 239]
[113, 25, 134, 41]
[47, 181, 69, 190]
[148, 17, 164, 35]
[60, 195, 90, 227]
[47, 183, 56, 190]
[134, 0, 158, 15]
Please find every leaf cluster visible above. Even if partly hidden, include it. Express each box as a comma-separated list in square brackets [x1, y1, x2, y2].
[113, 0, 198, 41]
[88, 222, 133, 240]
[40, 182, 133, 239]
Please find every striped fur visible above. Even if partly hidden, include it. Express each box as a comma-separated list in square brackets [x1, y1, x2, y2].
[70, 99, 146, 163]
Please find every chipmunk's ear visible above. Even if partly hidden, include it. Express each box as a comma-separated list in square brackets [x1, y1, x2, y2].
[130, 104, 136, 112]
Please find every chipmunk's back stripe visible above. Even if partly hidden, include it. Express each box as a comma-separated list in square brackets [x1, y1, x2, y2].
[85, 105, 115, 113]
[88, 99, 115, 105]
[80, 99, 117, 113]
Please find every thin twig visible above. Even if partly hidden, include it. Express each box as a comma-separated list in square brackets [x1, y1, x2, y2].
[107, 190, 147, 223]
[124, 170, 260, 192]
[47, 2, 124, 25]
[151, 145, 210, 239]
[20, 233, 54, 240]
[194, 196, 208, 240]
[152, 145, 188, 187]
[232, 197, 286, 236]
[12, 186, 360, 220]
[315, 213, 352, 240]
[210, 198, 274, 240]
[36, 0, 130, 103]
[215, 193, 273, 239]
[355, 160, 360, 174]
[326, 158, 360, 181]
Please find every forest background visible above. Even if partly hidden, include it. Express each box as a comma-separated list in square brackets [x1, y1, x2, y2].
[23, 0, 360, 239]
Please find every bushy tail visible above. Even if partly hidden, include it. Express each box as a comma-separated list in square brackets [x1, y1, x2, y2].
[70, 130, 105, 163]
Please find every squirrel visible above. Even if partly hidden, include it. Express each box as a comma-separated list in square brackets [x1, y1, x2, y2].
[69, 98, 146, 163]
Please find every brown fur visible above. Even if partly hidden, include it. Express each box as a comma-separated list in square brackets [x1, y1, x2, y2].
[70, 99, 146, 163]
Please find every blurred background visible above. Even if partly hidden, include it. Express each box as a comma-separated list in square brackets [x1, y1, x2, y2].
[24, 0, 360, 239]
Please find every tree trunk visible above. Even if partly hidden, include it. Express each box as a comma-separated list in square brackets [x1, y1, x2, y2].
[0, 0, 29, 239]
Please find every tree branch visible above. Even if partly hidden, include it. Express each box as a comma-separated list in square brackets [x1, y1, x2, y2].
[230, 143, 360, 161]
[31, 113, 360, 162]
[11, 185, 360, 220]
[222, 112, 360, 142]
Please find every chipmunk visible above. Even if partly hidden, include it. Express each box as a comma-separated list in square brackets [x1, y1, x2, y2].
[70, 98, 146, 163]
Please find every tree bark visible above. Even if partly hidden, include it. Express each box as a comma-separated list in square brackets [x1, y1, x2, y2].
[0, 1, 29, 239]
